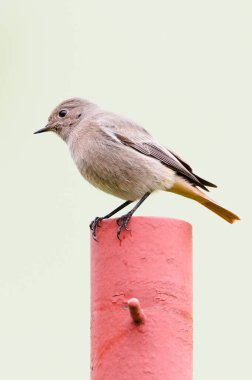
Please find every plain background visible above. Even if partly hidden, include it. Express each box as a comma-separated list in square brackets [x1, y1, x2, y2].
[0, 1, 251, 379]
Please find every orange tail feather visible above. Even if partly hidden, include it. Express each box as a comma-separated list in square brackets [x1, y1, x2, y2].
[168, 178, 240, 224]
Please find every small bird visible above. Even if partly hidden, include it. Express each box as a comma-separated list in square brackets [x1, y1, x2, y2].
[34, 98, 240, 239]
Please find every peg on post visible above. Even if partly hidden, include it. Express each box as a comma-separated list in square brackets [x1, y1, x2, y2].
[128, 298, 145, 324]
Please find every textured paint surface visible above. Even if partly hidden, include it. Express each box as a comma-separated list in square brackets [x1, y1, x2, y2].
[91, 217, 192, 380]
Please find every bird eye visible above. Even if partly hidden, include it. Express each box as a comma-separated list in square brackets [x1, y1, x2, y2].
[58, 109, 68, 118]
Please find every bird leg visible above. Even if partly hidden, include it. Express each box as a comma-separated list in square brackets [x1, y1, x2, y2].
[90, 200, 132, 240]
[116, 192, 151, 240]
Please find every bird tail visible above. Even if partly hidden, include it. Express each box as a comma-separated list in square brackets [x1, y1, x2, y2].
[199, 199, 240, 224]
[169, 178, 240, 224]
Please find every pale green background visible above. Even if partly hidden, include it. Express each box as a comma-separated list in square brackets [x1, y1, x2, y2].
[0, 1, 251, 379]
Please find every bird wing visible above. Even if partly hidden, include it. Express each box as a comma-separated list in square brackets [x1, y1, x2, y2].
[167, 149, 217, 189]
[114, 132, 216, 191]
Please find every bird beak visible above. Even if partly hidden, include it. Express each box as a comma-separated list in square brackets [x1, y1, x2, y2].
[34, 125, 52, 134]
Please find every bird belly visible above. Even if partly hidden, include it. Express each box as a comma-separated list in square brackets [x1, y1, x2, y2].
[82, 165, 137, 200]
[81, 157, 176, 201]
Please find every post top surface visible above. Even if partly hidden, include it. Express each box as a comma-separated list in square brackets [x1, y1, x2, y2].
[102, 216, 192, 228]
[91, 216, 192, 247]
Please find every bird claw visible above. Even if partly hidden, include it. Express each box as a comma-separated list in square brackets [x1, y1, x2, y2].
[90, 217, 102, 240]
[116, 212, 132, 240]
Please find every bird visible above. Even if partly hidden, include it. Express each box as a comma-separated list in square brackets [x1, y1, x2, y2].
[34, 97, 240, 240]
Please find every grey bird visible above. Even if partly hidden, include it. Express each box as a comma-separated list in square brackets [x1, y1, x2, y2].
[34, 98, 240, 239]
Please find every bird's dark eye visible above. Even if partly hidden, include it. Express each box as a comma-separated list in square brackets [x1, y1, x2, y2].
[58, 109, 68, 118]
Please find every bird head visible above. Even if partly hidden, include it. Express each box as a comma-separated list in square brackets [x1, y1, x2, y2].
[34, 97, 97, 141]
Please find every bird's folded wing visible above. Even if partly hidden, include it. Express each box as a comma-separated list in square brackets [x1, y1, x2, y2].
[114, 132, 215, 191]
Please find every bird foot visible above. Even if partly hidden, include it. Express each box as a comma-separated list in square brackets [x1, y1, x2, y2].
[90, 211, 133, 241]
[116, 212, 133, 240]
[89, 217, 103, 240]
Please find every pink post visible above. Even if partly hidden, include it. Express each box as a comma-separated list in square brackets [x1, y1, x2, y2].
[91, 216, 192, 380]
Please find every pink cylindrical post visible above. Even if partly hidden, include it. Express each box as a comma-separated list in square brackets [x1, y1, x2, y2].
[91, 217, 192, 380]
